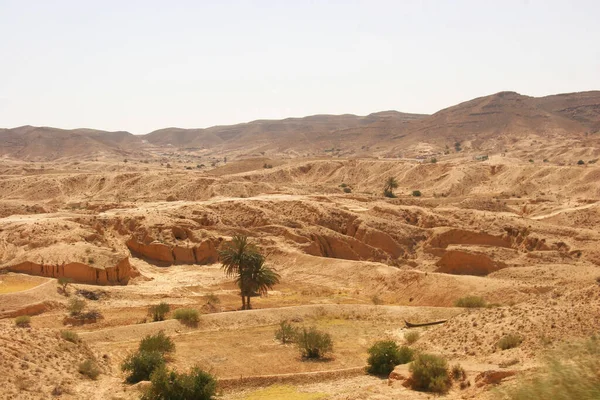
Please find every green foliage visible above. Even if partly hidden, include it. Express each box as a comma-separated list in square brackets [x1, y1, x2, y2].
[412, 190, 422, 197]
[57, 277, 73, 294]
[263, 163, 273, 169]
[68, 298, 86, 316]
[339, 183, 348, 188]
[498, 333, 523, 350]
[383, 177, 399, 197]
[78, 359, 100, 380]
[142, 366, 217, 400]
[235, 257, 280, 309]
[497, 338, 600, 400]
[404, 331, 420, 345]
[121, 351, 166, 384]
[149, 302, 170, 322]
[60, 330, 80, 343]
[15, 315, 31, 327]
[578, 160, 585, 165]
[343, 187, 352, 193]
[366, 341, 414, 376]
[275, 320, 299, 344]
[297, 327, 333, 359]
[454, 142, 462, 152]
[173, 308, 200, 327]
[455, 296, 487, 308]
[451, 363, 467, 381]
[139, 331, 175, 355]
[529, 159, 534, 163]
[430, 157, 437, 163]
[409, 353, 451, 393]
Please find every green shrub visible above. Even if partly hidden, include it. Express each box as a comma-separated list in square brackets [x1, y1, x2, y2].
[139, 331, 175, 355]
[455, 296, 487, 308]
[297, 327, 333, 359]
[60, 330, 80, 343]
[498, 333, 523, 350]
[68, 298, 86, 316]
[412, 190, 422, 197]
[275, 320, 298, 344]
[57, 277, 73, 294]
[78, 359, 100, 380]
[577, 160, 585, 165]
[204, 294, 220, 305]
[366, 341, 414, 376]
[343, 187, 352, 193]
[340, 183, 348, 188]
[383, 190, 396, 198]
[451, 363, 467, 381]
[404, 331, 420, 345]
[496, 337, 600, 400]
[430, 158, 437, 163]
[141, 366, 217, 400]
[173, 308, 200, 327]
[149, 302, 170, 322]
[15, 315, 31, 328]
[121, 351, 166, 384]
[409, 353, 451, 393]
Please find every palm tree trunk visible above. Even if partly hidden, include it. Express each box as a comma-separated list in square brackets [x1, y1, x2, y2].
[246, 295, 252, 310]
[241, 294, 246, 310]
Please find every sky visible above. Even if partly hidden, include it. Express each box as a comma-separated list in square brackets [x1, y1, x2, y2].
[0, 0, 599, 134]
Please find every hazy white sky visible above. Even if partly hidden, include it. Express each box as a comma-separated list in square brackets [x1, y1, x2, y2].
[1, 0, 599, 134]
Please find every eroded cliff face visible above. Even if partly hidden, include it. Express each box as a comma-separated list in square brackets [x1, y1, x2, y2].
[126, 237, 220, 265]
[8, 257, 138, 285]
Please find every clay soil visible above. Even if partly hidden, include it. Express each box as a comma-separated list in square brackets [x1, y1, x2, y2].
[1, 154, 600, 399]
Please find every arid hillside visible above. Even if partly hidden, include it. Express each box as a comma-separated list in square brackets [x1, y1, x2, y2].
[2, 90, 599, 161]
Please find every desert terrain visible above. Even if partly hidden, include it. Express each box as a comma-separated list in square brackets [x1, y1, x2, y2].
[1, 91, 600, 399]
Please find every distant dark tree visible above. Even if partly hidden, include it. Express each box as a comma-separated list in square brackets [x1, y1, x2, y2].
[383, 177, 399, 198]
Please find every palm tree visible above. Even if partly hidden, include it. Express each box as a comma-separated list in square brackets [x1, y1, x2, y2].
[383, 176, 399, 197]
[218, 235, 262, 309]
[236, 257, 280, 309]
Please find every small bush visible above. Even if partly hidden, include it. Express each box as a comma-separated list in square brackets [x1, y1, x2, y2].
[383, 190, 396, 198]
[149, 302, 170, 322]
[404, 331, 420, 345]
[121, 351, 166, 383]
[139, 331, 175, 355]
[529, 159, 534, 163]
[263, 163, 273, 169]
[498, 333, 523, 350]
[412, 190, 422, 197]
[78, 359, 100, 380]
[577, 160, 585, 165]
[409, 353, 451, 393]
[60, 330, 80, 343]
[297, 327, 333, 359]
[142, 366, 217, 400]
[430, 157, 437, 163]
[340, 183, 348, 188]
[367, 341, 413, 376]
[451, 363, 467, 381]
[205, 294, 220, 305]
[455, 296, 487, 308]
[343, 187, 352, 193]
[15, 315, 31, 328]
[68, 298, 86, 316]
[275, 320, 299, 344]
[173, 308, 200, 327]
[57, 277, 73, 294]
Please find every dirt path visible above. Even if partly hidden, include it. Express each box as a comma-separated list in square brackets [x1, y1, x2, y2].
[530, 201, 599, 220]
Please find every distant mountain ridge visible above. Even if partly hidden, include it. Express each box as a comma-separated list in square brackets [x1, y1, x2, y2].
[1, 91, 598, 160]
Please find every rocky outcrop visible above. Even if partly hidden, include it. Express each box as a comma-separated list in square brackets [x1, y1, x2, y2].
[126, 237, 220, 265]
[474, 370, 517, 387]
[427, 228, 512, 250]
[7, 257, 137, 285]
[436, 250, 507, 276]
